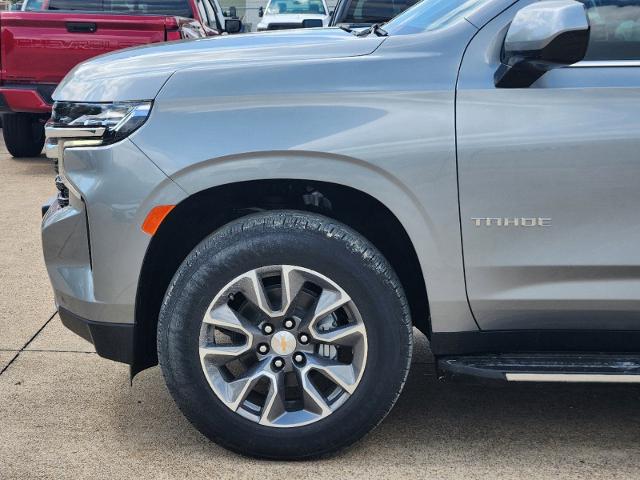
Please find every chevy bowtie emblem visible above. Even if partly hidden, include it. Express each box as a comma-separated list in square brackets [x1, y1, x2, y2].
[271, 331, 297, 355]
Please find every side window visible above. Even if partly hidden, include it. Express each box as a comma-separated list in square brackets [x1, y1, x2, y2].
[580, 0, 640, 60]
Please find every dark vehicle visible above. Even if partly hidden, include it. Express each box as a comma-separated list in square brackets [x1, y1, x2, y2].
[329, 0, 418, 28]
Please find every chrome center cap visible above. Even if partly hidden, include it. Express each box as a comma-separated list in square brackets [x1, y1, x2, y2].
[271, 331, 297, 356]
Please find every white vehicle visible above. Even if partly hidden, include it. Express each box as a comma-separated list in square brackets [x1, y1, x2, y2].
[257, 0, 329, 31]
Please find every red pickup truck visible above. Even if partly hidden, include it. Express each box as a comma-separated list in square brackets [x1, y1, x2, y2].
[1, 0, 241, 157]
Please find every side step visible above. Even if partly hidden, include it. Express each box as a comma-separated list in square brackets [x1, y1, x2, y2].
[438, 354, 640, 383]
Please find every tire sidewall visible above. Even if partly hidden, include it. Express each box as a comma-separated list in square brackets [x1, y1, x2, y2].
[158, 212, 412, 458]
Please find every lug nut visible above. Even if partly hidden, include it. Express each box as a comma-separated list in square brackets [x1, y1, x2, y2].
[293, 353, 305, 364]
[263, 323, 274, 335]
[299, 333, 309, 344]
[273, 358, 285, 369]
[257, 343, 269, 355]
[283, 318, 296, 329]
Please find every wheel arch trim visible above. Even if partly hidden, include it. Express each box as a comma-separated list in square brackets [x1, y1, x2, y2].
[169, 150, 437, 285]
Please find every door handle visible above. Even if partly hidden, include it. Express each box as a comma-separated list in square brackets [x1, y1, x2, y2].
[66, 22, 97, 33]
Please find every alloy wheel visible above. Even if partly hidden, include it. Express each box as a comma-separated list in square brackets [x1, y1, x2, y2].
[199, 265, 368, 427]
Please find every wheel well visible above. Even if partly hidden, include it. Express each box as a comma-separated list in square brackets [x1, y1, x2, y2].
[133, 179, 429, 374]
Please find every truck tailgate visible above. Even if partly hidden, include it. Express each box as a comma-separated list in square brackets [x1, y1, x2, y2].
[0, 12, 175, 85]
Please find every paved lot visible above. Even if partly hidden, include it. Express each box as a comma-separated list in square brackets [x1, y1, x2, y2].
[1, 139, 640, 479]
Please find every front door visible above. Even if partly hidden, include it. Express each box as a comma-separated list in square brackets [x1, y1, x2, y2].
[456, 0, 640, 330]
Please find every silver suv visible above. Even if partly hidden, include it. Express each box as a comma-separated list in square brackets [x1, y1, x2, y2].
[41, 0, 640, 459]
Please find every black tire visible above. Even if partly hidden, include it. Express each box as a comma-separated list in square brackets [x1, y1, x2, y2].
[2, 113, 45, 158]
[158, 211, 413, 459]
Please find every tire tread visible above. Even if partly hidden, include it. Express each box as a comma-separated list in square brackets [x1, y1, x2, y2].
[158, 210, 413, 459]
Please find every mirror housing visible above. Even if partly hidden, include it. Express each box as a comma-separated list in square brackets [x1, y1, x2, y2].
[225, 18, 242, 33]
[258, 6, 264, 17]
[495, 0, 590, 88]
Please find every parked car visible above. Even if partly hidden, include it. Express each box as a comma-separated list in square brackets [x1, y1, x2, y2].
[257, 0, 329, 30]
[0, 0, 241, 158]
[42, 0, 640, 460]
[330, 0, 418, 28]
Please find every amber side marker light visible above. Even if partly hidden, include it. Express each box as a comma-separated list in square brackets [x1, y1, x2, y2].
[142, 205, 175, 236]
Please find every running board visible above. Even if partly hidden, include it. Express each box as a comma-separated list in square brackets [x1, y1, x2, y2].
[438, 354, 640, 383]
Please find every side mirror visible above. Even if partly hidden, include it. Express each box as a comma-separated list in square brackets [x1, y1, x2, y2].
[302, 19, 323, 28]
[495, 0, 590, 88]
[225, 18, 242, 33]
[258, 6, 264, 17]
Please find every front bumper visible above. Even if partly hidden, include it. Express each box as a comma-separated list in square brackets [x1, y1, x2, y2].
[41, 137, 186, 364]
[0, 84, 55, 114]
[59, 307, 134, 364]
[42, 184, 134, 365]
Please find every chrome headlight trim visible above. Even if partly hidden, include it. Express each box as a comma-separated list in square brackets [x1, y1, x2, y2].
[44, 127, 106, 160]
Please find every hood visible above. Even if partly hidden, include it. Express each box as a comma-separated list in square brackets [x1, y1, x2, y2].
[54, 28, 384, 103]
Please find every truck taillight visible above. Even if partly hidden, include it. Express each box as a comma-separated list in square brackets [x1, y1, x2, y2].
[166, 17, 182, 41]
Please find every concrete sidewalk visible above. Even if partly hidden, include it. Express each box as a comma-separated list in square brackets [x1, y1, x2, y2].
[1, 141, 639, 479]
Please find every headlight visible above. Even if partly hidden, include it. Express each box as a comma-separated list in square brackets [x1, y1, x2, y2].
[48, 101, 152, 146]
[45, 101, 153, 202]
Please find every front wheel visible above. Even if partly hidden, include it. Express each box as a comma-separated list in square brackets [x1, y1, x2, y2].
[158, 211, 413, 459]
[2, 113, 45, 158]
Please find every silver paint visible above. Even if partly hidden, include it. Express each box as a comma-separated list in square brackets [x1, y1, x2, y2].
[503, 0, 588, 52]
[457, 0, 640, 330]
[42, 0, 640, 345]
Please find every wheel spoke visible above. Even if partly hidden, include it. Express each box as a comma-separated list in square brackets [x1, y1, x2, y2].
[281, 266, 307, 316]
[311, 322, 366, 346]
[236, 270, 276, 317]
[219, 359, 271, 411]
[297, 369, 332, 417]
[259, 372, 286, 426]
[199, 343, 251, 364]
[307, 287, 351, 330]
[201, 304, 259, 365]
[306, 355, 358, 394]
[204, 303, 259, 337]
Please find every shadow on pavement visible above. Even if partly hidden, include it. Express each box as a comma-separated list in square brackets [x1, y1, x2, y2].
[121, 357, 640, 469]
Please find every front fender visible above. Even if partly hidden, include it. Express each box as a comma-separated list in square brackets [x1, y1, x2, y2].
[132, 28, 479, 333]
[167, 150, 477, 333]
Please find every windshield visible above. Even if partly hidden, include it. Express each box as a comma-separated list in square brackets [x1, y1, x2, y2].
[265, 0, 327, 15]
[384, 0, 490, 35]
